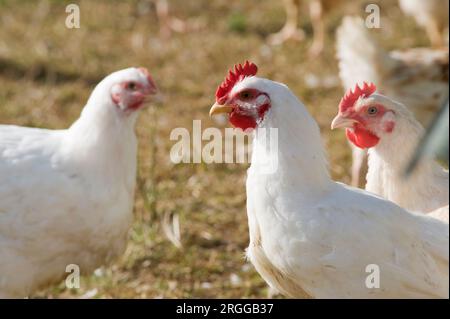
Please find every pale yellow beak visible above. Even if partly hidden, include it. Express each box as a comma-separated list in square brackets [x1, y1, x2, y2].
[209, 102, 233, 117]
[331, 114, 357, 129]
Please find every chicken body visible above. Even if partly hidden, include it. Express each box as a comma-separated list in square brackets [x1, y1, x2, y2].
[336, 16, 449, 186]
[0, 67, 157, 298]
[210, 66, 449, 298]
[399, 0, 449, 47]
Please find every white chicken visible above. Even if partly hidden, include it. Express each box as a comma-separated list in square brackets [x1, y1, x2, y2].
[336, 16, 449, 187]
[209, 62, 449, 298]
[331, 83, 449, 214]
[0, 67, 158, 298]
[398, 0, 449, 47]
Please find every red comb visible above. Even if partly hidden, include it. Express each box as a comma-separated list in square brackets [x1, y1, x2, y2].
[339, 82, 377, 112]
[215, 61, 258, 104]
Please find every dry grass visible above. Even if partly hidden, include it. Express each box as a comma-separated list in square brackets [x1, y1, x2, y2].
[0, 0, 429, 298]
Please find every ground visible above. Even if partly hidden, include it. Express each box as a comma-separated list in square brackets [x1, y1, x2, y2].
[0, 0, 429, 298]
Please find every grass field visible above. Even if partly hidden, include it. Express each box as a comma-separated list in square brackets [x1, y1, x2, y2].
[0, 0, 430, 298]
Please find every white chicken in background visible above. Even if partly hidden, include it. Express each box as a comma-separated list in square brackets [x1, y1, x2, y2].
[0, 67, 158, 298]
[331, 83, 449, 214]
[398, 0, 449, 47]
[209, 62, 448, 298]
[336, 16, 449, 187]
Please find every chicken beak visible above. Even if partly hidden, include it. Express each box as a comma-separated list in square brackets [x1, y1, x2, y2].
[331, 114, 357, 129]
[209, 102, 233, 117]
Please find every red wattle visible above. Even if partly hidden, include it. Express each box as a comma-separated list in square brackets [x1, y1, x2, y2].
[229, 112, 257, 131]
[228, 103, 270, 131]
[346, 126, 379, 149]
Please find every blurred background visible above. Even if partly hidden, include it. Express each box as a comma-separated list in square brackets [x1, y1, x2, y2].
[0, 0, 447, 298]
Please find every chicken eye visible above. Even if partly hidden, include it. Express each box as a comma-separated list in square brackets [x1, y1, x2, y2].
[367, 106, 378, 115]
[127, 82, 137, 90]
[239, 91, 252, 100]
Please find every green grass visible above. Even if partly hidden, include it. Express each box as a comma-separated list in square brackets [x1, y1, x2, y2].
[0, 0, 429, 298]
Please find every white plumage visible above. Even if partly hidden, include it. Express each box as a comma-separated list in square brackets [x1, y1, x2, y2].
[0, 67, 157, 298]
[211, 73, 449, 298]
